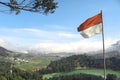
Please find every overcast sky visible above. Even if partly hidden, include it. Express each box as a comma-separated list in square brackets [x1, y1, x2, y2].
[0, 0, 120, 53]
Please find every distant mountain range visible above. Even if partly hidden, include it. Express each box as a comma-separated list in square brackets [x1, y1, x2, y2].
[0, 40, 120, 58]
[92, 40, 120, 58]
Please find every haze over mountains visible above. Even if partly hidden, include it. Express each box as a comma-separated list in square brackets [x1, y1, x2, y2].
[0, 40, 120, 57]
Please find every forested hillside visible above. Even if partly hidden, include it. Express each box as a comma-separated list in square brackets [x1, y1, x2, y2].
[39, 54, 120, 74]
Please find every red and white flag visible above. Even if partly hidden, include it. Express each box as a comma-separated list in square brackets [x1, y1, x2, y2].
[77, 13, 102, 38]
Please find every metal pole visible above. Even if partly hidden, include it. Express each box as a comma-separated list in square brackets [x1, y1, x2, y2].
[101, 10, 106, 80]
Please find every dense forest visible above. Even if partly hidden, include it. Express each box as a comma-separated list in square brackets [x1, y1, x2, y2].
[39, 54, 120, 73]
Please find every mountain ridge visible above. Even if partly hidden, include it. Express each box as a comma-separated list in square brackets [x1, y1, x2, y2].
[0, 46, 12, 57]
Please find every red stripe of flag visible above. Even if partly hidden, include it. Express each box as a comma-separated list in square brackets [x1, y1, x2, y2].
[77, 13, 102, 32]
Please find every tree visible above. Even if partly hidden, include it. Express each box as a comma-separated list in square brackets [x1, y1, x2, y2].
[106, 74, 117, 80]
[0, 0, 58, 15]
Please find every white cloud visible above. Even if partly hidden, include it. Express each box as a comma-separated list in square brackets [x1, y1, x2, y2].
[0, 27, 80, 45]
[18, 28, 47, 33]
[0, 39, 6, 47]
[0, 27, 118, 54]
[57, 33, 78, 38]
[0, 39, 28, 54]
[0, 37, 118, 54]
[27, 38, 115, 54]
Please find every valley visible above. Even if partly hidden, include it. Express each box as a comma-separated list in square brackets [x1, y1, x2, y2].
[0, 45, 120, 80]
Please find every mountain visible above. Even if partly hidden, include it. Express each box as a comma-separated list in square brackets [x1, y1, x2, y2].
[109, 40, 120, 52]
[92, 40, 120, 58]
[92, 50, 120, 59]
[0, 46, 13, 57]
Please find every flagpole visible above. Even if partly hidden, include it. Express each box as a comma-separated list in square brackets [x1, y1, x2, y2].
[101, 10, 106, 80]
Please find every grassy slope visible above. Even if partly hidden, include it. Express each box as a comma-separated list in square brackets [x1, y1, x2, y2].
[43, 69, 120, 80]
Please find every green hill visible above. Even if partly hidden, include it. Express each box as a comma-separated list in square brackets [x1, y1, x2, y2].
[43, 69, 120, 80]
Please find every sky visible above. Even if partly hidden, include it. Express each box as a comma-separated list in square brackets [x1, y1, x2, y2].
[0, 0, 120, 53]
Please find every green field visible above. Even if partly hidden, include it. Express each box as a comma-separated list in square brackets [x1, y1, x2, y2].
[14, 56, 60, 71]
[43, 69, 120, 80]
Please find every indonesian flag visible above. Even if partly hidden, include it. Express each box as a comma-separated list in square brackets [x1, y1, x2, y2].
[77, 13, 103, 38]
